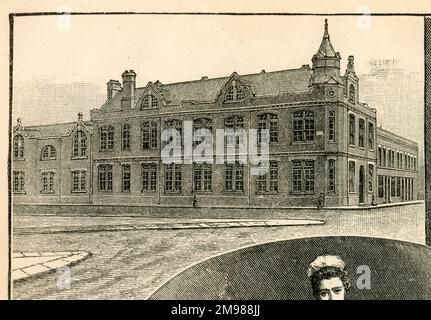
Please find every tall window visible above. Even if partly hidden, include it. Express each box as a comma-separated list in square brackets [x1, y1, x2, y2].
[328, 111, 335, 141]
[13, 135, 24, 159]
[73, 130, 87, 157]
[122, 123, 130, 150]
[349, 161, 355, 193]
[349, 84, 355, 103]
[142, 121, 158, 149]
[41, 171, 55, 193]
[71, 170, 86, 192]
[225, 162, 244, 192]
[383, 148, 386, 167]
[378, 176, 384, 198]
[349, 114, 355, 146]
[142, 94, 159, 108]
[378, 146, 382, 166]
[122, 164, 131, 192]
[257, 161, 279, 193]
[258, 113, 278, 144]
[293, 111, 314, 142]
[225, 115, 244, 146]
[99, 126, 114, 151]
[368, 122, 374, 150]
[13, 171, 25, 193]
[292, 160, 314, 193]
[193, 163, 212, 192]
[165, 164, 181, 192]
[98, 164, 112, 192]
[165, 119, 183, 147]
[368, 164, 374, 192]
[41, 145, 56, 160]
[391, 177, 396, 197]
[142, 163, 157, 192]
[388, 150, 392, 168]
[328, 159, 336, 193]
[193, 118, 212, 148]
[358, 119, 365, 148]
[225, 81, 245, 102]
[396, 177, 401, 197]
[392, 150, 395, 168]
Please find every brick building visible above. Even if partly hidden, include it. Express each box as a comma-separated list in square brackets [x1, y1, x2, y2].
[12, 20, 418, 209]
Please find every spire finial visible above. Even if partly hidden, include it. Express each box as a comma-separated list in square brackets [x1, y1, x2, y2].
[323, 19, 329, 39]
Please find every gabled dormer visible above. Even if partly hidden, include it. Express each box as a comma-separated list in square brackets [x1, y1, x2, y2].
[218, 72, 253, 104]
[136, 82, 167, 110]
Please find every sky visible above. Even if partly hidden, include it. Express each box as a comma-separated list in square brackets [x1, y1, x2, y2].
[11, 14, 424, 145]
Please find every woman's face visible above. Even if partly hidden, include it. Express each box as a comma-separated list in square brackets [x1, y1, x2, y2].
[318, 277, 345, 300]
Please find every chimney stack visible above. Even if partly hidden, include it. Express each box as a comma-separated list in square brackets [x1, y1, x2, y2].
[107, 80, 121, 100]
[121, 70, 137, 109]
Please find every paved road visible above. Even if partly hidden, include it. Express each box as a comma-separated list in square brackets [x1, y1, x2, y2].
[12, 203, 425, 299]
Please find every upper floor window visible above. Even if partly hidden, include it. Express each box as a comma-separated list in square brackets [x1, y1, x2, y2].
[328, 111, 335, 141]
[13, 135, 24, 159]
[193, 118, 212, 148]
[225, 162, 244, 192]
[292, 160, 314, 193]
[99, 126, 114, 151]
[41, 145, 56, 160]
[142, 94, 159, 109]
[165, 119, 183, 147]
[358, 118, 365, 148]
[98, 164, 112, 192]
[349, 114, 355, 146]
[348, 84, 355, 103]
[293, 111, 314, 143]
[258, 113, 278, 144]
[225, 81, 245, 102]
[41, 171, 55, 193]
[142, 121, 158, 149]
[73, 130, 87, 157]
[378, 146, 382, 166]
[328, 159, 336, 193]
[122, 123, 130, 151]
[13, 171, 25, 193]
[368, 122, 374, 150]
[225, 115, 244, 146]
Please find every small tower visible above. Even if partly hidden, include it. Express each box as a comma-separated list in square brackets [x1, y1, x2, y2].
[311, 19, 342, 86]
[343, 55, 359, 104]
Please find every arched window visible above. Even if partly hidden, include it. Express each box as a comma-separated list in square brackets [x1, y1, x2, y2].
[13, 135, 24, 159]
[122, 123, 130, 151]
[225, 80, 245, 102]
[349, 114, 356, 146]
[348, 84, 355, 103]
[73, 130, 87, 157]
[142, 94, 159, 109]
[41, 145, 56, 160]
[258, 113, 278, 144]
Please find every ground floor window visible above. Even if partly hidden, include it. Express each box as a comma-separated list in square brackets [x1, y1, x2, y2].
[225, 162, 244, 192]
[348, 161, 355, 193]
[13, 171, 25, 193]
[41, 171, 55, 193]
[257, 161, 278, 193]
[368, 164, 374, 192]
[71, 170, 86, 192]
[396, 177, 401, 197]
[98, 164, 112, 192]
[378, 176, 384, 198]
[165, 164, 181, 192]
[328, 159, 335, 193]
[142, 163, 157, 192]
[122, 164, 131, 192]
[193, 163, 212, 192]
[292, 160, 314, 193]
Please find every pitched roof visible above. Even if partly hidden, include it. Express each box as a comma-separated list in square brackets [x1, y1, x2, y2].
[101, 66, 312, 111]
[20, 121, 93, 138]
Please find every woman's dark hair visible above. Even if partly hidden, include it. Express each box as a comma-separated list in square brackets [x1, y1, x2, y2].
[310, 266, 351, 299]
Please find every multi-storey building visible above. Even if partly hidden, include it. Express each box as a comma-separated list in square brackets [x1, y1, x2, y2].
[12, 20, 418, 209]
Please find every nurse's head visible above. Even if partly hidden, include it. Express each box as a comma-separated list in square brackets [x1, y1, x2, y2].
[308, 255, 350, 300]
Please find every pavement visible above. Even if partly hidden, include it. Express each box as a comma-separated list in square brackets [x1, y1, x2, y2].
[12, 251, 91, 282]
[13, 218, 325, 235]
